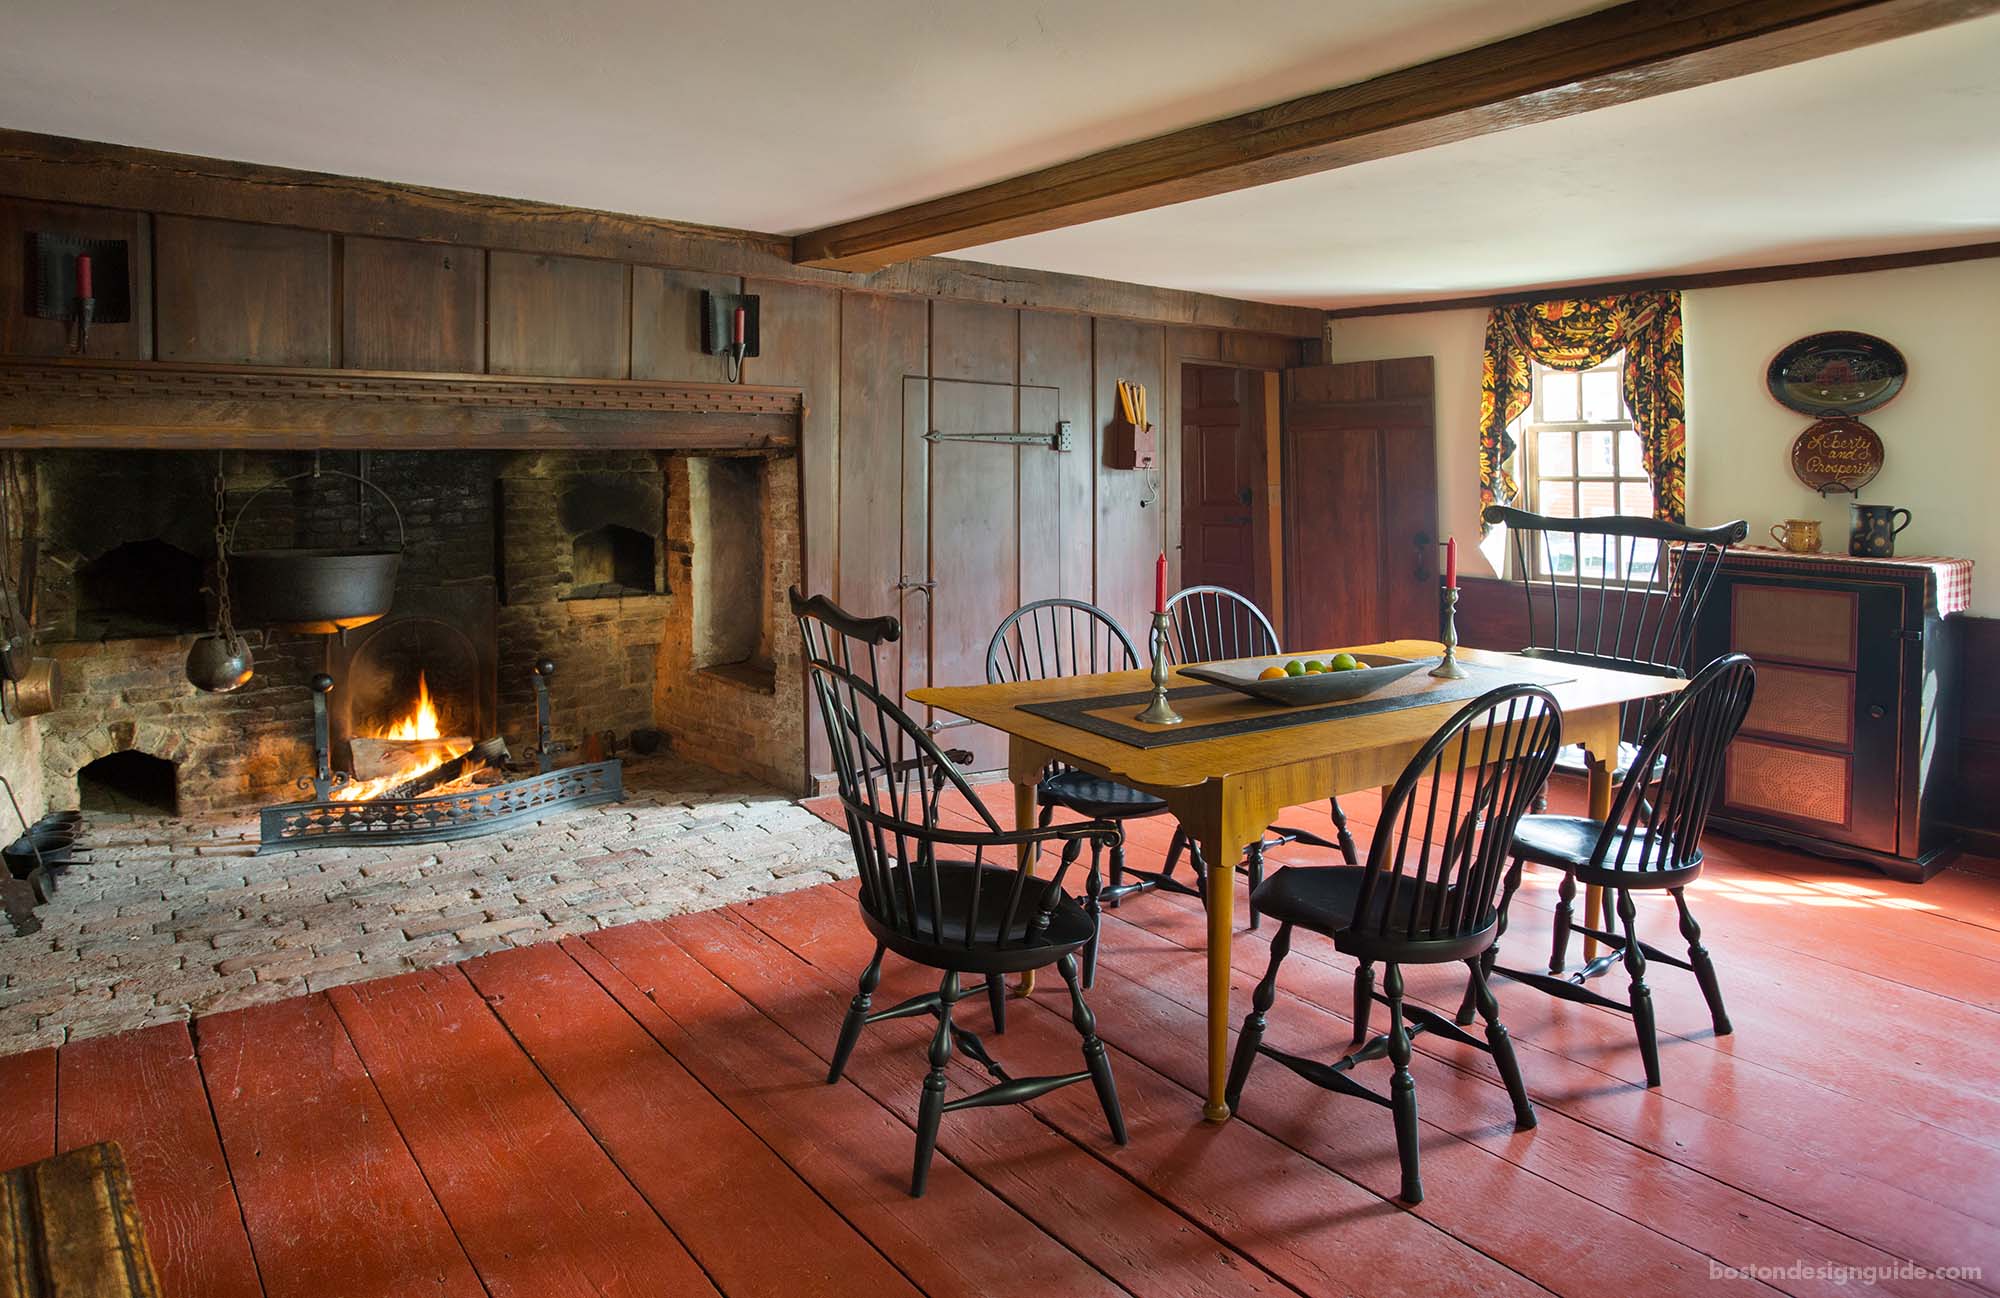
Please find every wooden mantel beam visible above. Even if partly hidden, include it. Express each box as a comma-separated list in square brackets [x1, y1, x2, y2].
[792, 0, 1998, 271]
[0, 358, 803, 451]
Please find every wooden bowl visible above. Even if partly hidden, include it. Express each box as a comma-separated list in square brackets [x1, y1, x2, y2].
[1180, 653, 1425, 707]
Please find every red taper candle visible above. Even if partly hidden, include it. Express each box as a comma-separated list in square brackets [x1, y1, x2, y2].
[75, 254, 93, 300]
[731, 305, 746, 345]
[1155, 551, 1168, 614]
[1445, 536, 1458, 590]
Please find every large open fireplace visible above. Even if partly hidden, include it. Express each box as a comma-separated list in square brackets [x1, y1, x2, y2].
[15, 445, 804, 835]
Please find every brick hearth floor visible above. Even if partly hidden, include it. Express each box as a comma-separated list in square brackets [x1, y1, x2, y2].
[0, 754, 853, 1054]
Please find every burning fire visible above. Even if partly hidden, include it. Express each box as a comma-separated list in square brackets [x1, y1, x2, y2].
[332, 671, 472, 802]
[383, 672, 444, 741]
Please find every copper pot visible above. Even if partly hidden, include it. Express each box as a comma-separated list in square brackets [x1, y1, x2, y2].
[2, 658, 60, 718]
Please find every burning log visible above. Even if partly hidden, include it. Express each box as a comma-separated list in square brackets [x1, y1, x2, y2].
[350, 737, 474, 780]
[382, 737, 510, 800]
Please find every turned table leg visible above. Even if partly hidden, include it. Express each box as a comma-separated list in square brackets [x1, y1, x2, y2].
[1583, 752, 1612, 963]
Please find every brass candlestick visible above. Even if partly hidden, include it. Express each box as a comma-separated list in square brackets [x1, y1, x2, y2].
[1136, 610, 1183, 725]
[1431, 586, 1468, 679]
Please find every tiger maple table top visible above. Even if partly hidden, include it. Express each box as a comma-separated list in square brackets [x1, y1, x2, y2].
[909, 639, 1684, 792]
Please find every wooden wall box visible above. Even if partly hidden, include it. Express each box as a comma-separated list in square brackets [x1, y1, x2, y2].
[1107, 417, 1155, 470]
[1695, 549, 1963, 881]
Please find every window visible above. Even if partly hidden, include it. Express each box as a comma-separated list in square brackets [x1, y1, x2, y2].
[1514, 353, 1658, 581]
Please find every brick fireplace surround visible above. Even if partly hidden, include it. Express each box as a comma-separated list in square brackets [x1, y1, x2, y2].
[13, 446, 803, 814]
[0, 444, 840, 1047]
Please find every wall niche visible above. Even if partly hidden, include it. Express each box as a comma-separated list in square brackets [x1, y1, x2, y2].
[687, 455, 772, 689]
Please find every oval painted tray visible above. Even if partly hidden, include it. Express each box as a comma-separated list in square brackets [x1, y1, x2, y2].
[1180, 653, 1425, 707]
[1766, 331, 1907, 416]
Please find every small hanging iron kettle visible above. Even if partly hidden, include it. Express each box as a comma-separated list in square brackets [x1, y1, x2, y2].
[186, 632, 254, 693]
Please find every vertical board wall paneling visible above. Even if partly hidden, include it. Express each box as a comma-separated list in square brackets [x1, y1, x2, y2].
[155, 216, 333, 367]
[486, 251, 630, 378]
[1019, 310, 1096, 607]
[836, 291, 927, 711]
[1093, 316, 1167, 638]
[342, 237, 485, 373]
[631, 266, 739, 383]
[918, 300, 1022, 770]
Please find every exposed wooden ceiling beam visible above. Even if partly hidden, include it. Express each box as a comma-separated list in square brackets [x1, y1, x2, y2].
[1320, 240, 2000, 317]
[792, 0, 1999, 272]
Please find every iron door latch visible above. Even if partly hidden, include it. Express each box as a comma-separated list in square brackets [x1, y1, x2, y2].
[924, 420, 1072, 451]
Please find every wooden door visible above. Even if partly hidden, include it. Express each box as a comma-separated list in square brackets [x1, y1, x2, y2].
[1179, 363, 1266, 606]
[1282, 357, 1438, 649]
[903, 378, 1068, 772]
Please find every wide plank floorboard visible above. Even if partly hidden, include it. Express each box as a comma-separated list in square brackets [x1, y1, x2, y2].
[6, 814, 1997, 1298]
[461, 941, 927, 1298]
[687, 902, 1549, 1298]
[0, 1047, 56, 1171]
[195, 995, 487, 1298]
[55, 1021, 265, 1298]
[329, 966, 723, 1298]
[574, 923, 1131, 1298]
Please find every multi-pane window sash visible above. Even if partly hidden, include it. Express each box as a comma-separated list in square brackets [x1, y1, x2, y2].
[1516, 355, 1657, 583]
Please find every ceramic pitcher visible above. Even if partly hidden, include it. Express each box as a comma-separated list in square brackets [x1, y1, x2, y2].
[1849, 504, 1912, 557]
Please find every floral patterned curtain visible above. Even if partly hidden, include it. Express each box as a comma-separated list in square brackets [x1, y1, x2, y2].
[1477, 290, 1686, 524]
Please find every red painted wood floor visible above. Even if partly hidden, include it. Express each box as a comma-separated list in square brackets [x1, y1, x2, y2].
[5, 784, 1999, 1298]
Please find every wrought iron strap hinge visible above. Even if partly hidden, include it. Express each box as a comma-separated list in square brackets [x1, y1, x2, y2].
[924, 420, 1073, 452]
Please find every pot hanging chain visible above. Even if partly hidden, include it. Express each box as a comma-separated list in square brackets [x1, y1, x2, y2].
[185, 453, 256, 694]
[211, 460, 239, 645]
[0, 455, 24, 647]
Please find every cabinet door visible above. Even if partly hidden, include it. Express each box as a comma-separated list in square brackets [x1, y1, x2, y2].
[1719, 576, 1903, 853]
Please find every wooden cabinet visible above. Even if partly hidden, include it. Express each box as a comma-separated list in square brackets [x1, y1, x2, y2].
[1696, 550, 1963, 881]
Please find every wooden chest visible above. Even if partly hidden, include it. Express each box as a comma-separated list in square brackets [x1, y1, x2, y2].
[1695, 549, 1965, 881]
[0, 1141, 162, 1297]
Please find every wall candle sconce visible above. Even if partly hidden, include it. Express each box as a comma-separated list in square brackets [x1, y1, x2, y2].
[29, 233, 132, 354]
[701, 291, 762, 383]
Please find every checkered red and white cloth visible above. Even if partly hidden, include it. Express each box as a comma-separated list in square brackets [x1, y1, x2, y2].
[1737, 546, 1974, 616]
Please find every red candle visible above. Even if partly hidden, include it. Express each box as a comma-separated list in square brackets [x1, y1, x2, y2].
[731, 305, 746, 345]
[75, 254, 93, 300]
[1445, 536, 1458, 590]
[1155, 551, 1168, 614]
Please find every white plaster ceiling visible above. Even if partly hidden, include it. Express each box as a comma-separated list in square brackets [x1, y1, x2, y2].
[0, 0, 1611, 234]
[2, 3, 1993, 308]
[961, 15, 2000, 306]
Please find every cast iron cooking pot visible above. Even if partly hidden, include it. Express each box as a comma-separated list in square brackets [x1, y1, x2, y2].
[227, 468, 404, 635]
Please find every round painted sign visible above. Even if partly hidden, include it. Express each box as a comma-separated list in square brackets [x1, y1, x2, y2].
[1790, 416, 1884, 495]
[1767, 331, 1907, 416]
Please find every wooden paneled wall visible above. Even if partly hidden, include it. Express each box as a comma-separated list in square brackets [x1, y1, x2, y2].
[0, 194, 1308, 786]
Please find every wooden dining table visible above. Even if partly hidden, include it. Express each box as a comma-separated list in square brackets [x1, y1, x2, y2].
[909, 638, 1685, 1123]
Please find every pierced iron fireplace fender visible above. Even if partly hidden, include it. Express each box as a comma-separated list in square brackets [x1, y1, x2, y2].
[259, 656, 623, 853]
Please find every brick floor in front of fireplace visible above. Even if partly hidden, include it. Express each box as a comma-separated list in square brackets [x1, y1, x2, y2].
[0, 754, 855, 1054]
